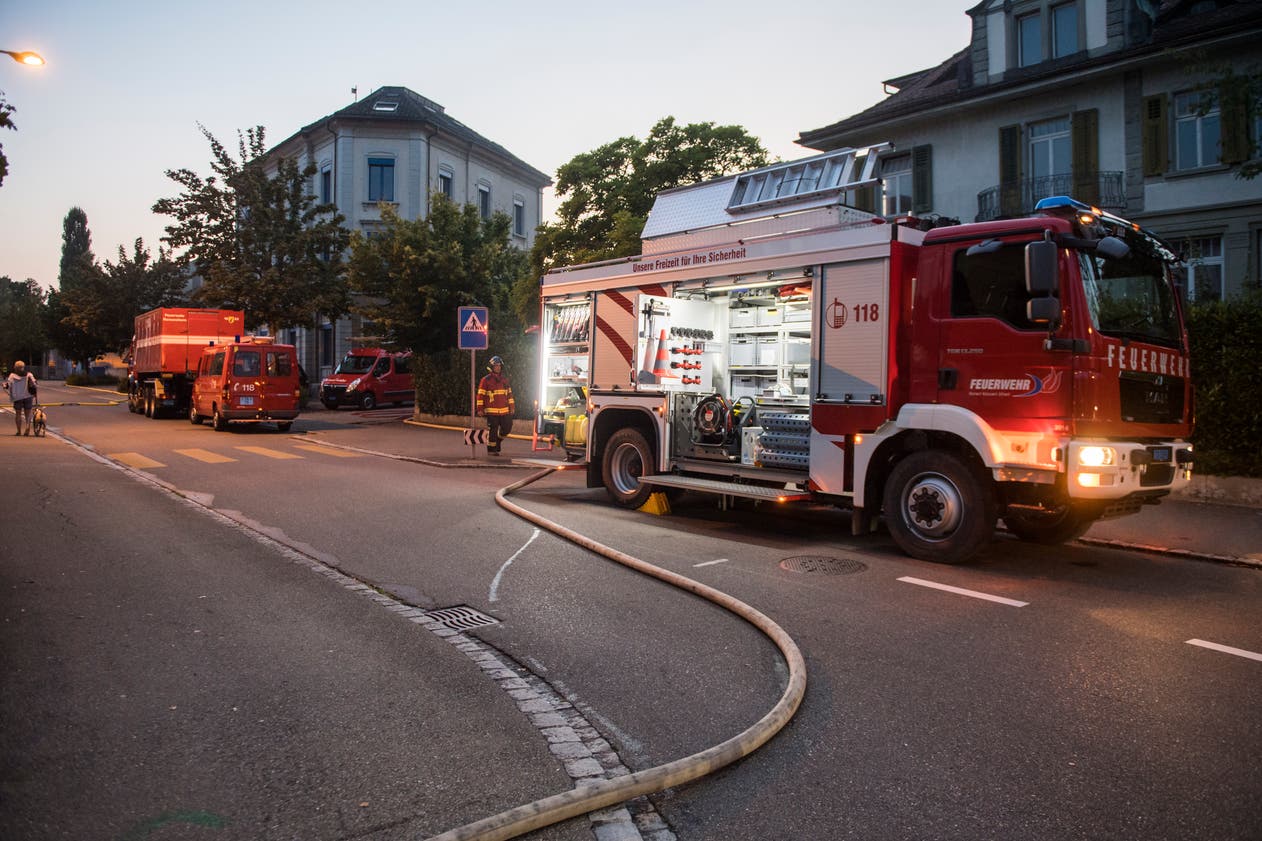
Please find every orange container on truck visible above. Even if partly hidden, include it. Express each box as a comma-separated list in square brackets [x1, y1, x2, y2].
[127, 307, 245, 418]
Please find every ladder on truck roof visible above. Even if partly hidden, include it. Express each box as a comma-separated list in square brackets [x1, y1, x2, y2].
[640, 143, 891, 245]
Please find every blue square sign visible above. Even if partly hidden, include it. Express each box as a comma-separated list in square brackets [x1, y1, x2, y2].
[458, 306, 489, 350]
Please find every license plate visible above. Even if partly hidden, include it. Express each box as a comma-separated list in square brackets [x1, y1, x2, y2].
[1150, 447, 1171, 463]
[239, 396, 255, 406]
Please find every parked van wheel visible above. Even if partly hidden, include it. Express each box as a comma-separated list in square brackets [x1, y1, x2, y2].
[360, 392, 376, 411]
[882, 450, 996, 564]
[189, 404, 203, 425]
[212, 406, 228, 431]
[321, 399, 339, 411]
[602, 428, 655, 509]
[276, 422, 292, 432]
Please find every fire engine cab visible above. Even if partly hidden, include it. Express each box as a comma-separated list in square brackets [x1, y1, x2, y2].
[536, 146, 1194, 564]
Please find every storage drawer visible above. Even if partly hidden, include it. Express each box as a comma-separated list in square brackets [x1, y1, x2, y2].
[756, 338, 779, 366]
[728, 307, 756, 328]
[783, 306, 811, 323]
[730, 338, 756, 365]
[756, 306, 783, 326]
[784, 339, 809, 364]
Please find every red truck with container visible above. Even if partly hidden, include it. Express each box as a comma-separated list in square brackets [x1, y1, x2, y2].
[128, 307, 245, 418]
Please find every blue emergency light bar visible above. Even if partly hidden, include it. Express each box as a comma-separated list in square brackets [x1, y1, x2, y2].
[1035, 196, 1179, 263]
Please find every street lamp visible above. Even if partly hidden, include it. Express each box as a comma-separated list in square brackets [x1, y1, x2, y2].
[1, 50, 45, 67]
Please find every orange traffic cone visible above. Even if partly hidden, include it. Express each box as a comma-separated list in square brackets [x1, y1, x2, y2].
[652, 329, 674, 378]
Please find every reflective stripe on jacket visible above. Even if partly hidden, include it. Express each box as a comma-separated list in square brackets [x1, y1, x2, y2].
[476, 371, 515, 415]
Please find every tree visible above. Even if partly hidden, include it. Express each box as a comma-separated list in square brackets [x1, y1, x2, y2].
[0, 90, 15, 188]
[515, 117, 769, 321]
[48, 207, 106, 372]
[60, 238, 188, 355]
[347, 197, 525, 358]
[0, 277, 47, 368]
[153, 124, 351, 332]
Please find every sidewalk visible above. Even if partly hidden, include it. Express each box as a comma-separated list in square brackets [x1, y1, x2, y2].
[307, 416, 1262, 568]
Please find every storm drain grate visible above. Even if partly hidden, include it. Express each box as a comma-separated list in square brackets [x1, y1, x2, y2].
[779, 555, 867, 575]
[425, 605, 501, 631]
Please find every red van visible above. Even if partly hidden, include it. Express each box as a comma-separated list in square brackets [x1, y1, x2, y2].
[320, 348, 413, 410]
[190, 338, 302, 432]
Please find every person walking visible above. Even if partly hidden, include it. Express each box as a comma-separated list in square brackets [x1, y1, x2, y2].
[4, 360, 38, 436]
[476, 355, 515, 456]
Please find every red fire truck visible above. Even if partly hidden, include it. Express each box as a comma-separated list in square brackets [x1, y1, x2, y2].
[128, 308, 245, 418]
[536, 147, 1193, 564]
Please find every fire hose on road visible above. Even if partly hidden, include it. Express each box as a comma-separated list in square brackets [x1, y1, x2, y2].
[424, 467, 808, 841]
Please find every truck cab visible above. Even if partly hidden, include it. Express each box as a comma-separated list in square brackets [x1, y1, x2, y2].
[190, 338, 302, 432]
[320, 348, 413, 410]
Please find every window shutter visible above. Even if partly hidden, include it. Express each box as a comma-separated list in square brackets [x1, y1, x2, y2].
[1071, 109, 1100, 204]
[912, 145, 933, 214]
[1220, 84, 1250, 165]
[1142, 94, 1168, 177]
[999, 124, 1023, 217]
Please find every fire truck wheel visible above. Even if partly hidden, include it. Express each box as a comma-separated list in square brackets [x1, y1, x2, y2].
[189, 403, 203, 425]
[212, 406, 228, 432]
[1003, 502, 1104, 545]
[360, 392, 377, 411]
[883, 450, 996, 564]
[602, 428, 655, 508]
[144, 390, 155, 418]
[276, 422, 292, 432]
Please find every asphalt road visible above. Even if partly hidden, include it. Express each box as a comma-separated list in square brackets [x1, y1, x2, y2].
[3, 382, 1259, 841]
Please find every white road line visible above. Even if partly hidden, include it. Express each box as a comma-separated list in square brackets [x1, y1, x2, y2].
[693, 558, 730, 567]
[897, 576, 1029, 607]
[489, 528, 542, 603]
[1186, 639, 1262, 662]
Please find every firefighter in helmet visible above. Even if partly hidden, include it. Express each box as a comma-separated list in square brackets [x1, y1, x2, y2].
[476, 355, 516, 455]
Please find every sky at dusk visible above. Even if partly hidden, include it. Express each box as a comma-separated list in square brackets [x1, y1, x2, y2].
[0, 0, 973, 290]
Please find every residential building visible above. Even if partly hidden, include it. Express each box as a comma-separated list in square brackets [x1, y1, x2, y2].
[798, 0, 1262, 301]
[261, 86, 552, 380]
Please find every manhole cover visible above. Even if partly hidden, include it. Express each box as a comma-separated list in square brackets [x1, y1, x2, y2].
[425, 605, 500, 630]
[779, 555, 867, 575]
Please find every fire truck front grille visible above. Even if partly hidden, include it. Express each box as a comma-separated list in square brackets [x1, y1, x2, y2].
[1119, 372, 1184, 424]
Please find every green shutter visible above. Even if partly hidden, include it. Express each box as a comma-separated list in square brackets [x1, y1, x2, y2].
[1071, 109, 1100, 204]
[999, 124, 1023, 216]
[1142, 94, 1168, 177]
[912, 145, 933, 214]
[1220, 83, 1250, 164]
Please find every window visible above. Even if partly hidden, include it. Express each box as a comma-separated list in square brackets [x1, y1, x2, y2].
[880, 154, 912, 215]
[368, 157, 395, 202]
[951, 247, 1040, 329]
[513, 198, 526, 236]
[232, 350, 261, 377]
[320, 324, 334, 367]
[1051, 3, 1078, 58]
[265, 352, 292, 378]
[208, 352, 225, 377]
[1018, 12, 1042, 67]
[1175, 91, 1221, 170]
[1178, 236, 1224, 302]
[1029, 116, 1072, 192]
[438, 167, 453, 198]
[320, 165, 332, 205]
[478, 184, 491, 219]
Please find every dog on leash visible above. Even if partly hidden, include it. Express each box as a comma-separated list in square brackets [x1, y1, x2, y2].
[31, 406, 47, 437]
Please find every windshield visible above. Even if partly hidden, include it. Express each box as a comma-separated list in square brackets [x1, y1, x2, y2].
[1079, 229, 1182, 348]
[334, 354, 375, 375]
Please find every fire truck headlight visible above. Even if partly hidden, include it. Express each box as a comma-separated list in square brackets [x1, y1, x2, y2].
[347, 378, 361, 392]
[1078, 446, 1116, 467]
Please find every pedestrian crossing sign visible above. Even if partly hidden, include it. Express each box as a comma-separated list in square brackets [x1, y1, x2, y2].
[458, 306, 489, 350]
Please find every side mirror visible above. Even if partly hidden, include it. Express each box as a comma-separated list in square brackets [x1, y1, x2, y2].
[1027, 296, 1061, 326]
[1025, 240, 1059, 294]
[1096, 236, 1130, 260]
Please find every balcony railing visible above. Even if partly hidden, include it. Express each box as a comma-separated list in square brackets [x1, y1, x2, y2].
[975, 171, 1125, 222]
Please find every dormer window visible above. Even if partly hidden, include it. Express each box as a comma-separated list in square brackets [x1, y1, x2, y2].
[373, 100, 399, 112]
[1018, 12, 1041, 67]
[1013, 2, 1080, 69]
[1052, 3, 1079, 58]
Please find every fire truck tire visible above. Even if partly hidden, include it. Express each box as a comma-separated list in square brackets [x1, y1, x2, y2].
[1003, 502, 1103, 545]
[360, 392, 377, 411]
[602, 428, 655, 508]
[143, 390, 155, 418]
[883, 450, 996, 564]
[276, 422, 293, 432]
[189, 403, 203, 425]
[212, 406, 228, 432]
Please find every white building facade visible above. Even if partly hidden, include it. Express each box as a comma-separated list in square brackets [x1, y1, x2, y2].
[798, 0, 1262, 301]
[262, 86, 552, 380]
